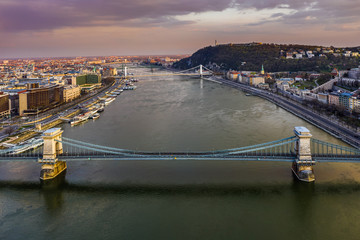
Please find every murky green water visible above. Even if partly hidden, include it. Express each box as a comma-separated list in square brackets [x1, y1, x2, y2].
[1, 69, 360, 240]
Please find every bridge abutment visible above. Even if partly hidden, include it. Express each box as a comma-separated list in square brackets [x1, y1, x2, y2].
[39, 128, 67, 181]
[293, 127, 315, 182]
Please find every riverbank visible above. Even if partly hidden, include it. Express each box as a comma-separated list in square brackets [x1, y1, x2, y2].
[205, 76, 360, 149]
[1, 79, 123, 145]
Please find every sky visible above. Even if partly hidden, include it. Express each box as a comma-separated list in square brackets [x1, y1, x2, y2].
[0, 0, 359, 58]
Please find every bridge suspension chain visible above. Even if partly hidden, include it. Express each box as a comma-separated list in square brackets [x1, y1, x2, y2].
[59, 136, 297, 157]
[174, 65, 202, 74]
[62, 137, 139, 154]
[224, 139, 297, 156]
[210, 136, 296, 154]
[57, 140, 147, 156]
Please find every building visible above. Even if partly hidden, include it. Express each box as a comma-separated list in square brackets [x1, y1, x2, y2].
[249, 76, 265, 86]
[76, 74, 101, 86]
[239, 74, 265, 86]
[295, 76, 304, 81]
[0, 93, 10, 118]
[306, 51, 315, 58]
[102, 67, 117, 76]
[19, 85, 63, 116]
[279, 82, 290, 91]
[63, 85, 81, 102]
[350, 96, 360, 112]
[276, 78, 295, 85]
[8, 93, 19, 116]
[339, 92, 352, 110]
[328, 93, 340, 106]
[286, 53, 293, 59]
[226, 71, 240, 81]
[317, 93, 328, 104]
[295, 54, 303, 59]
[331, 68, 339, 77]
[258, 83, 270, 90]
[348, 67, 360, 79]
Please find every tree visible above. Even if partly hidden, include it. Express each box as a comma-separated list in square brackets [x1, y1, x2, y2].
[102, 77, 115, 85]
[317, 73, 332, 85]
[4, 125, 17, 136]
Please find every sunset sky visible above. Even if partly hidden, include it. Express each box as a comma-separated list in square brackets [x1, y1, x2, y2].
[1, 0, 359, 58]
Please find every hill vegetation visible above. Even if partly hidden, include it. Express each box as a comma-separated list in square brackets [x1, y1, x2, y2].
[173, 43, 360, 73]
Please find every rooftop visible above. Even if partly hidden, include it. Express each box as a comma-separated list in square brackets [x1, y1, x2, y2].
[294, 126, 312, 136]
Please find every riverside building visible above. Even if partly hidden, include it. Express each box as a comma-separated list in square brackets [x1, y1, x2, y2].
[19, 84, 63, 116]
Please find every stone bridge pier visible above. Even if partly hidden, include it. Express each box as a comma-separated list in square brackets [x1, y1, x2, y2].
[38, 128, 67, 181]
[293, 126, 316, 182]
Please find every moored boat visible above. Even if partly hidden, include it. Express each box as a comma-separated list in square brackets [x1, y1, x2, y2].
[104, 97, 115, 105]
[123, 86, 137, 90]
[70, 111, 93, 126]
[97, 105, 105, 112]
[91, 113, 100, 120]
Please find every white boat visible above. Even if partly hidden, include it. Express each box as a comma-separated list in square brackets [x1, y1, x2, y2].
[104, 97, 115, 105]
[113, 90, 123, 95]
[97, 105, 105, 112]
[91, 113, 100, 120]
[70, 111, 92, 126]
[123, 86, 137, 90]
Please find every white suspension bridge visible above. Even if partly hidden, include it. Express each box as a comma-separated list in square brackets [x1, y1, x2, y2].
[118, 65, 215, 78]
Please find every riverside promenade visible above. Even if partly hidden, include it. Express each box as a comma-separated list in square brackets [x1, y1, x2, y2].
[214, 77, 360, 149]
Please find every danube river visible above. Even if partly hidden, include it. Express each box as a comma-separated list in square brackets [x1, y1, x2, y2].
[1, 68, 360, 240]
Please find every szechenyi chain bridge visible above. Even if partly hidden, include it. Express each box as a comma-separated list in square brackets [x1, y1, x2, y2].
[0, 127, 360, 182]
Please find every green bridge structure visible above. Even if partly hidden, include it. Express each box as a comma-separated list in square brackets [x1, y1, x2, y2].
[1, 127, 360, 182]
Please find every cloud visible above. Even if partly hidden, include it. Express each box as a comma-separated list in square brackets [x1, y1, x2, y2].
[233, 0, 315, 10]
[0, 0, 359, 33]
[0, 0, 233, 32]
[232, 0, 360, 30]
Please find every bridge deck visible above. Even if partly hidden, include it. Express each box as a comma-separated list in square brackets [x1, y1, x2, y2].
[1, 153, 360, 163]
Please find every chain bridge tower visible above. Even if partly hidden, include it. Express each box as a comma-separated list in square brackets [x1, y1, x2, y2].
[38, 128, 67, 181]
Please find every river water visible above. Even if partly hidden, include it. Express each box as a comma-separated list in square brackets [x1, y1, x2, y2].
[1, 68, 360, 240]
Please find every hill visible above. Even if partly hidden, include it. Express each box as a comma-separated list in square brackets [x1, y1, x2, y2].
[173, 43, 360, 73]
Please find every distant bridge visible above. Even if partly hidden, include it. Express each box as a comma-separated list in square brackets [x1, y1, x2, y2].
[1, 127, 360, 182]
[118, 65, 214, 78]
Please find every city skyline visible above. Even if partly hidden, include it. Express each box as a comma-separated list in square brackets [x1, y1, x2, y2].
[1, 0, 359, 58]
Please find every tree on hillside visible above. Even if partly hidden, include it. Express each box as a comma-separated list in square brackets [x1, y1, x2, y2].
[317, 73, 332, 85]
